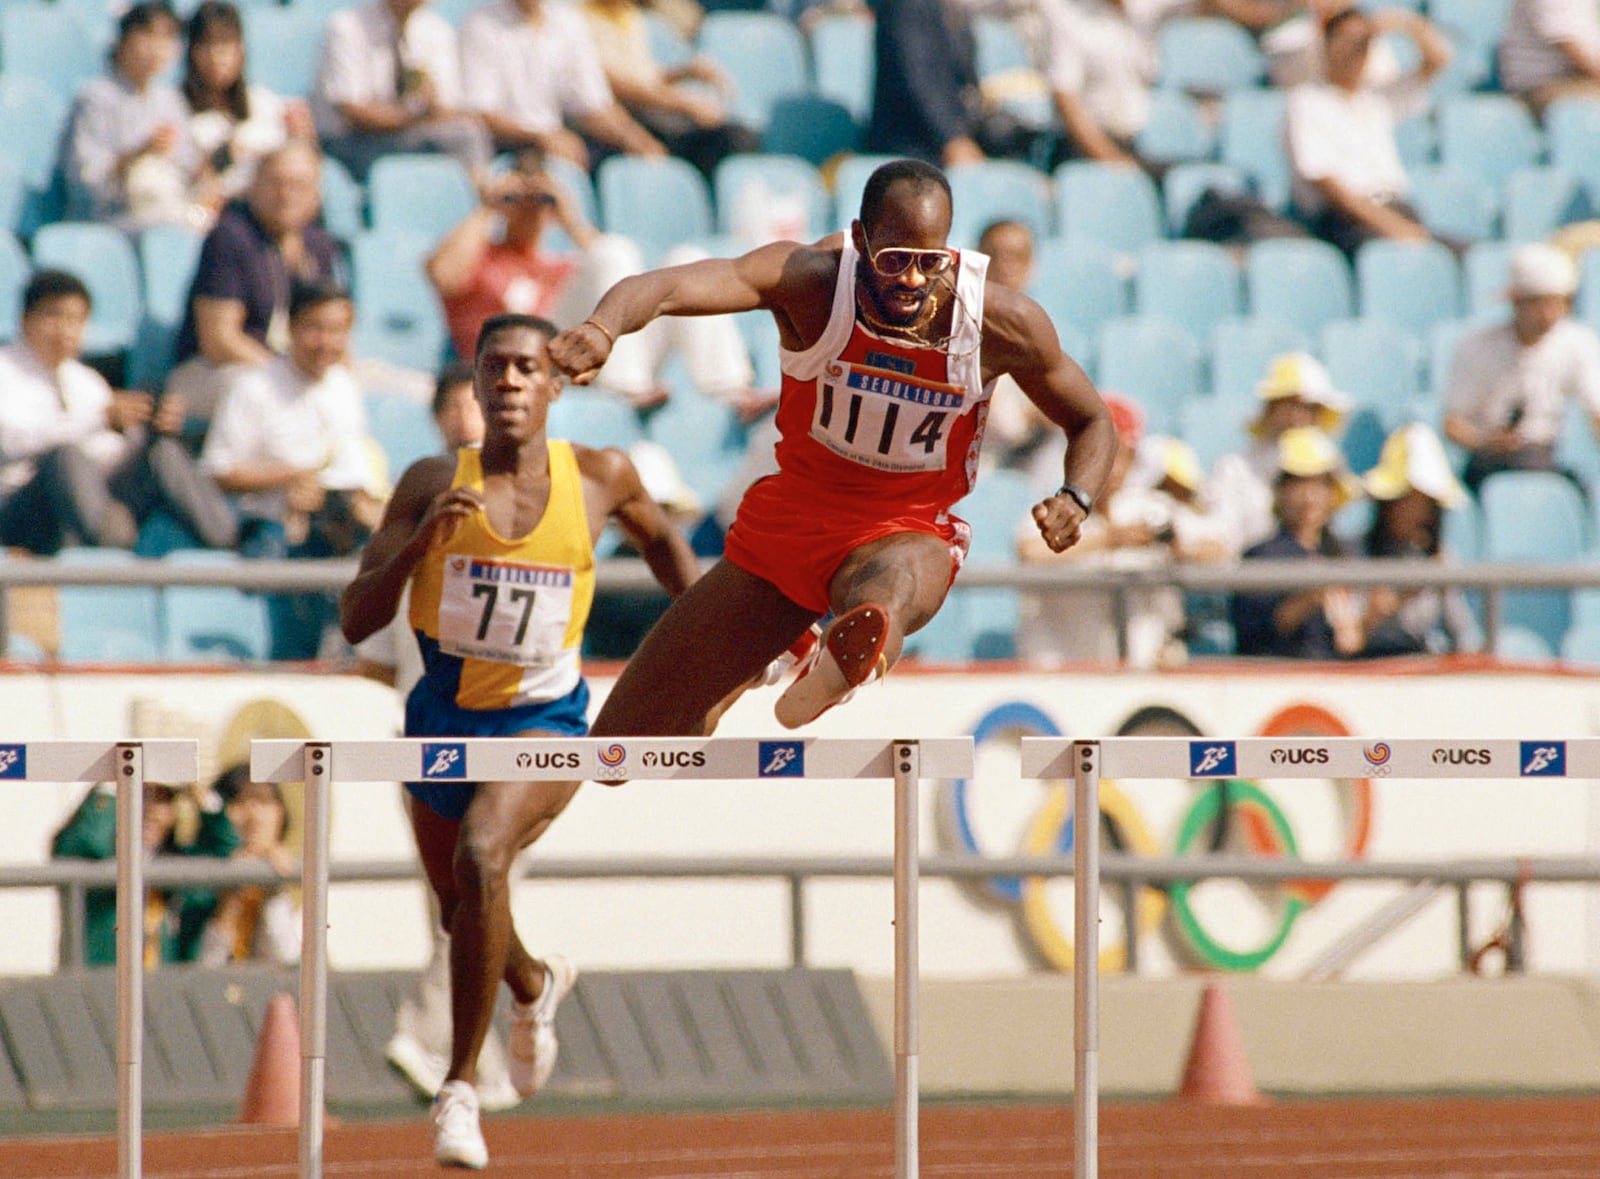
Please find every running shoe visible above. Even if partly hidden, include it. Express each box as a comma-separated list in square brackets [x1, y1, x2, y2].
[508, 954, 577, 1099]
[751, 622, 823, 688]
[774, 603, 890, 729]
[431, 1080, 487, 1170]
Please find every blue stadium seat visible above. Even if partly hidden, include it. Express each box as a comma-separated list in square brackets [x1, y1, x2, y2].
[1441, 495, 1481, 561]
[947, 159, 1054, 248]
[1158, 17, 1264, 94]
[1407, 164, 1499, 242]
[1218, 88, 1290, 211]
[239, 6, 322, 99]
[1136, 88, 1218, 167]
[319, 155, 365, 243]
[1133, 240, 1242, 347]
[1495, 624, 1556, 660]
[366, 391, 443, 477]
[1437, 94, 1545, 194]
[1053, 161, 1162, 260]
[0, 155, 23, 237]
[1427, 317, 1472, 401]
[1354, 239, 1461, 340]
[1480, 470, 1588, 654]
[714, 153, 830, 243]
[132, 224, 204, 391]
[0, 73, 68, 234]
[1160, 162, 1250, 236]
[1559, 619, 1600, 665]
[809, 13, 875, 125]
[1502, 165, 1587, 244]
[643, 8, 693, 68]
[1393, 113, 1436, 170]
[1462, 241, 1515, 320]
[0, 229, 28, 344]
[830, 154, 903, 233]
[597, 155, 713, 259]
[1178, 396, 1247, 472]
[972, 16, 1053, 127]
[0, 4, 104, 100]
[1428, 0, 1514, 58]
[1244, 238, 1354, 337]
[31, 222, 142, 358]
[1317, 317, 1424, 411]
[1095, 315, 1203, 433]
[1029, 236, 1128, 354]
[349, 230, 447, 373]
[158, 550, 271, 664]
[1544, 96, 1600, 200]
[54, 549, 161, 663]
[1209, 315, 1309, 406]
[367, 154, 478, 240]
[762, 95, 860, 167]
[696, 11, 810, 132]
[643, 391, 745, 507]
[546, 390, 645, 452]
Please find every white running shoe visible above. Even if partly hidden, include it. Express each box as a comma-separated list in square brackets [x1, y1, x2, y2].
[774, 604, 889, 729]
[508, 954, 577, 1099]
[431, 1080, 487, 1170]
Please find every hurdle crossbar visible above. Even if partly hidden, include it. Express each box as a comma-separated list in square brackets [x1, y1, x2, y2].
[1021, 735, 1592, 1179]
[251, 736, 974, 1179]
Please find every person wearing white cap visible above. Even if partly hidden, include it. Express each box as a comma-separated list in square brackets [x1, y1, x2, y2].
[1442, 241, 1600, 494]
[1229, 425, 1370, 658]
[1209, 351, 1353, 554]
[1356, 422, 1481, 655]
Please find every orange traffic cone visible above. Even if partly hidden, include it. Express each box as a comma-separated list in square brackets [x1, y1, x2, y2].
[238, 992, 301, 1126]
[1176, 981, 1265, 1105]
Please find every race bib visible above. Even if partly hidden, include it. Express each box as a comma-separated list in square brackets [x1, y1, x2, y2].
[437, 555, 574, 667]
[811, 361, 965, 473]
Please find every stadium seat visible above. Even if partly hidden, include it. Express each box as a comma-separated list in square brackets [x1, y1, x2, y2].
[1494, 624, 1555, 660]
[597, 155, 714, 258]
[54, 549, 162, 663]
[809, 13, 875, 125]
[1437, 95, 1545, 194]
[1029, 236, 1128, 351]
[1136, 89, 1218, 167]
[1427, 317, 1472, 401]
[1393, 113, 1436, 170]
[1053, 161, 1163, 260]
[546, 389, 645, 452]
[1502, 165, 1587, 244]
[239, 6, 322, 99]
[319, 155, 365, 243]
[643, 8, 692, 68]
[0, 228, 28, 345]
[1407, 164, 1499, 242]
[158, 551, 271, 664]
[714, 153, 830, 244]
[367, 154, 478, 240]
[1160, 162, 1250, 237]
[1157, 17, 1264, 94]
[1544, 96, 1600, 199]
[1462, 241, 1516, 320]
[1095, 315, 1203, 433]
[1441, 496, 1481, 561]
[643, 390, 745, 507]
[1133, 240, 1242, 347]
[1244, 238, 1354, 338]
[0, 73, 68, 234]
[349, 230, 447, 373]
[696, 12, 810, 132]
[0, 4, 103, 100]
[1428, 0, 1514, 59]
[830, 154, 903, 233]
[1317, 317, 1425, 411]
[31, 222, 142, 358]
[132, 224, 204, 391]
[1178, 395, 1247, 472]
[762, 95, 860, 167]
[1354, 239, 1461, 340]
[1209, 315, 1309, 406]
[1559, 619, 1600, 665]
[972, 16, 1053, 127]
[1218, 87, 1290, 211]
[366, 391, 443, 477]
[1480, 470, 1588, 654]
[947, 159, 1054, 249]
[0, 155, 22, 237]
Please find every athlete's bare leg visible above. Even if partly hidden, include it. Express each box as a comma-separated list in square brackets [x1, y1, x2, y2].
[591, 559, 819, 737]
[824, 532, 956, 665]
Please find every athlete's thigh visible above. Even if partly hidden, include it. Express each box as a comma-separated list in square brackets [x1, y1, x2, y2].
[827, 531, 956, 631]
[458, 731, 582, 855]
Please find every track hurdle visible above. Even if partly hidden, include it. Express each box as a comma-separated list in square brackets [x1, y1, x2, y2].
[3, 740, 200, 1179]
[250, 735, 974, 1179]
[1022, 734, 1596, 1179]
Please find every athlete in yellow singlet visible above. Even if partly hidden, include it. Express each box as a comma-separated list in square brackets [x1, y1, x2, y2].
[339, 313, 699, 1170]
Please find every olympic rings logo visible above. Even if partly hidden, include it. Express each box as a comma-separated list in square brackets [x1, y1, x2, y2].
[936, 700, 1375, 973]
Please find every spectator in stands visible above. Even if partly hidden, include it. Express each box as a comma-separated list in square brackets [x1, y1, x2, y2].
[201, 281, 382, 657]
[426, 147, 761, 415]
[1500, 0, 1600, 115]
[1209, 351, 1351, 553]
[458, 0, 667, 171]
[1229, 425, 1368, 658]
[1263, 0, 1409, 88]
[182, 1, 316, 203]
[1358, 422, 1481, 655]
[198, 765, 301, 966]
[1442, 242, 1600, 494]
[1284, 5, 1454, 257]
[167, 140, 346, 424]
[311, 0, 493, 183]
[579, 0, 760, 179]
[51, 778, 238, 967]
[1016, 395, 1229, 666]
[1037, 0, 1163, 172]
[0, 271, 237, 555]
[64, 0, 212, 230]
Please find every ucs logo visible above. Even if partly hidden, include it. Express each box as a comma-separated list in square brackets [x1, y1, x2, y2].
[759, 741, 805, 778]
[1431, 748, 1491, 766]
[421, 743, 467, 779]
[1269, 747, 1329, 765]
[0, 745, 24, 778]
[1189, 742, 1236, 777]
[641, 750, 707, 768]
[1520, 742, 1566, 777]
[514, 751, 581, 770]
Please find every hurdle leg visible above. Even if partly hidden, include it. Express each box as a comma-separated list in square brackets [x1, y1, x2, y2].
[300, 743, 332, 1179]
[115, 743, 145, 1179]
[893, 740, 920, 1179]
[1073, 741, 1100, 1179]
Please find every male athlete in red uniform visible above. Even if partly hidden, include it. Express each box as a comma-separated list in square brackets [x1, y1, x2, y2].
[549, 158, 1115, 734]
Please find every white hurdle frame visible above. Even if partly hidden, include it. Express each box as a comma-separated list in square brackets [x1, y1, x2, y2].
[2, 740, 201, 1179]
[251, 736, 975, 1179]
[1021, 734, 1596, 1179]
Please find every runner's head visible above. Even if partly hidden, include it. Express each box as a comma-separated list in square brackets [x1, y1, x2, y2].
[474, 313, 561, 442]
[852, 160, 954, 331]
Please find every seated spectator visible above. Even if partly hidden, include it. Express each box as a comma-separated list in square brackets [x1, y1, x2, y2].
[1263, 0, 1408, 88]
[1442, 242, 1600, 494]
[0, 271, 236, 555]
[312, 0, 493, 183]
[199, 765, 301, 966]
[201, 281, 382, 657]
[1285, 5, 1454, 257]
[426, 147, 760, 415]
[1500, 0, 1600, 115]
[1358, 422, 1481, 655]
[458, 0, 667, 171]
[1229, 425, 1369, 658]
[183, 0, 316, 203]
[64, 0, 211, 230]
[52, 779, 238, 967]
[167, 141, 346, 424]
[1038, 0, 1161, 173]
[580, 0, 760, 179]
[1016, 395, 1229, 667]
[1209, 351, 1352, 553]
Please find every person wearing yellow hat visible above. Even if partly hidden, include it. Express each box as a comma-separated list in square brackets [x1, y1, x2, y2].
[1210, 351, 1353, 555]
[1356, 422, 1481, 655]
[1442, 241, 1600, 494]
[1228, 425, 1371, 658]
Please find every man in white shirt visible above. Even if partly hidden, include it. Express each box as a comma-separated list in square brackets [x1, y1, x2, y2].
[1443, 242, 1600, 493]
[0, 270, 235, 555]
[1039, 0, 1162, 170]
[312, 0, 493, 182]
[457, 0, 666, 170]
[1284, 5, 1453, 256]
[1499, 0, 1600, 114]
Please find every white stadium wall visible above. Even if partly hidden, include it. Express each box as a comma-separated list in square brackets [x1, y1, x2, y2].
[3, 664, 1600, 981]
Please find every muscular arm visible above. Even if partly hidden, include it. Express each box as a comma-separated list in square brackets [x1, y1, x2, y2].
[577, 445, 700, 596]
[338, 456, 459, 644]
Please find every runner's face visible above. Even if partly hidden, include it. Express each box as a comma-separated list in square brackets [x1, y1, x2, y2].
[476, 327, 559, 441]
[855, 186, 954, 328]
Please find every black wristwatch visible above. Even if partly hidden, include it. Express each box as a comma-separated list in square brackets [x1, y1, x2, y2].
[1058, 483, 1094, 516]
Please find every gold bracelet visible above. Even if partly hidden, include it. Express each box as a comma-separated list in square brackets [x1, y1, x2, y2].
[581, 318, 616, 347]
